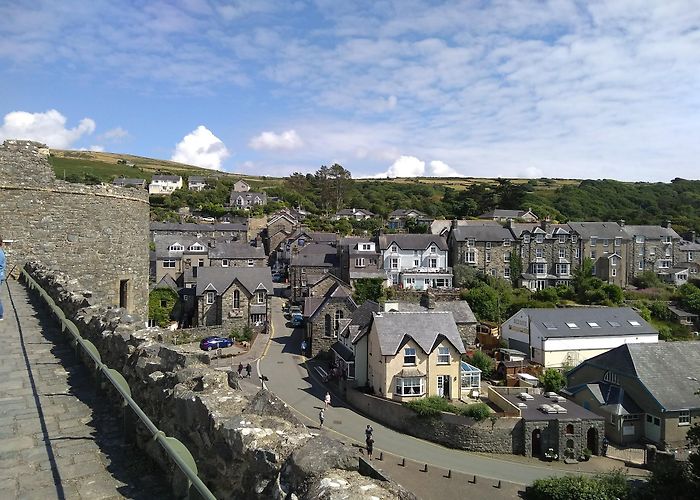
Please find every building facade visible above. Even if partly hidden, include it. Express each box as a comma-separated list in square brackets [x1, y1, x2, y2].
[379, 234, 451, 290]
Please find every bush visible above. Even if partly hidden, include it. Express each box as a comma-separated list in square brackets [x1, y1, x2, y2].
[403, 396, 458, 418]
[533, 287, 559, 303]
[467, 350, 495, 378]
[231, 325, 253, 342]
[526, 470, 630, 500]
[462, 402, 491, 422]
[635, 270, 663, 289]
[540, 368, 566, 392]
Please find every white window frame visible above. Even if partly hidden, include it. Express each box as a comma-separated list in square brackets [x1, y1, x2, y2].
[168, 244, 184, 252]
[504, 252, 511, 263]
[189, 243, 204, 251]
[638, 260, 644, 270]
[574, 248, 580, 258]
[485, 241, 492, 249]
[679, 410, 690, 426]
[403, 347, 417, 365]
[636, 235, 644, 243]
[611, 268, 617, 277]
[356, 258, 366, 267]
[504, 267, 511, 278]
[536, 234, 544, 244]
[523, 235, 531, 244]
[558, 235, 566, 244]
[466, 250, 476, 264]
[247, 259, 255, 267]
[391, 258, 399, 269]
[162, 259, 176, 268]
[222, 259, 229, 267]
[437, 346, 450, 364]
[206, 292, 215, 305]
[615, 237, 621, 247]
[485, 252, 491, 263]
[689, 252, 694, 261]
[536, 248, 543, 258]
[395, 377, 425, 396]
[429, 258, 438, 268]
[503, 238, 511, 247]
[559, 248, 566, 259]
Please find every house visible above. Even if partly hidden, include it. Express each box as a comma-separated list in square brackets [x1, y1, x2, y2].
[194, 267, 273, 331]
[265, 210, 301, 258]
[148, 175, 183, 195]
[511, 220, 580, 290]
[566, 221, 629, 287]
[378, 234, 452, 289]
[387, 209, 433, 230]
[153, 235, 210, 283]
[366, 311, 466, 401]
[150, 221, 248, 241]
[674, 238, 700, 279]
[229, 190, 267, 208]
[565, 341, 700, 448]
[303, 282, 358, 357]
[336, 237, 385, 287]
[207, 240, 266, 268]
[333, 300, 381, 386]
[623, 221, 681, 281]
[334, 208, 376, 221]
[478, 208, 538, 222]
[667, 304, 698, 328]
[430, 220, 452, 238]
[289, 243, 340, 302]
[233, 180, 251, 192]
[112, 177, 146, 189]
[501, 307, 659, 368]
[188, 176, 207, 191]
[278, 229, 338, 271]
[449, 220, 515, 281]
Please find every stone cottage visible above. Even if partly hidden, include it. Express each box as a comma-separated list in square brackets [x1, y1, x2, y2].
[303, 282, 357, 358]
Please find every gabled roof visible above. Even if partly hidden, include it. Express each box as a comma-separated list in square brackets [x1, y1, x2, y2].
[291, 243, 339, 267]
[566, 221, 628, 239]
[451, 221, 513, 242]
[678, 239, 700, 251]
[372, 311, 466, 356]
[150, 274, 179, 292]
[623, 225, 680, 240]
[388, 209, 427, 218]
[154, 234, 210, 258]
[565, 382, 642, 416]
[569, 342, 700, 411]
[188, 176, 206, 183]
[336, 208, 375, 216]
[478, 209, 536, 219]
[150, 222, 248, 232]
[387, 300, 477, 324]
[378, 234, 448, 251]
[208, 241, 265, 259]
[113, 177, 146, 186]
[194, 267, 273, 296]
[308, 283, 358, 321]
[520, 307, 658, 338]
[151, 175, 182, 182]
[347, 300, 381, 343]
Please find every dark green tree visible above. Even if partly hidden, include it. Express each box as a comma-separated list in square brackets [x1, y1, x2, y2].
[540, 368, 567, 392]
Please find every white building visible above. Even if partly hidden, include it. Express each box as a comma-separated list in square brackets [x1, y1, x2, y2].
[501, 307, 659, 368]
[188, 176, 206, 191]
[378, 234, 452, 290]
[149, 175, 183, 195]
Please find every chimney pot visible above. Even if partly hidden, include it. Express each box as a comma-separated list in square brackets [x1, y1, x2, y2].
[618, 219, 625, 227]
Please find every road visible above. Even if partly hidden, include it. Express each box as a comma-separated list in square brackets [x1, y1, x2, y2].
[259, 294, 602, 486]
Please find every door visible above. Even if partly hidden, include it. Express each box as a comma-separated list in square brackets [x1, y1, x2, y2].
[536, 280, 547, 290]
[119, 279, 129, 310]
[532, 429, 542, 457]
[437, 375, 450, 399]
[587, 427, 598, 455]
[644, 414, 661, 443]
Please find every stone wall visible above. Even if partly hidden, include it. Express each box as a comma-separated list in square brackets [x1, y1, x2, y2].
[0, 140, 150, 318]
[25, 262, 414, 500]
[346, 389, 523, 454]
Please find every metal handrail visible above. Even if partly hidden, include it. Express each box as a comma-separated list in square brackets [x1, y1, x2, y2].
[21, 268, 216, 500]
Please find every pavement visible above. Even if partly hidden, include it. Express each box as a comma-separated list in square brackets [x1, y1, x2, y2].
[0, 278, 170, 499]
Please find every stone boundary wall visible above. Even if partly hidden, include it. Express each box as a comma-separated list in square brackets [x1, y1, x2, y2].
[346, 389, 524, 454]
[24, 262, 415, 500]
[0, 140, 150, 317]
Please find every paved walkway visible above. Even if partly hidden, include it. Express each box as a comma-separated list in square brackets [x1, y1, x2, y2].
[0, 278, 169, 499]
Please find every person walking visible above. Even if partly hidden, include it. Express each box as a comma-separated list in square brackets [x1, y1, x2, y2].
[237, 362, 244, 377]
[0, 236, 5, 321]
[301, 339, 307, 355]
[318, 408, 325, 428]
[365, 424, 373, 441]
[245, 363, 252, 378]
[324, 391, 331, 409]
[366, 436, 374, 460]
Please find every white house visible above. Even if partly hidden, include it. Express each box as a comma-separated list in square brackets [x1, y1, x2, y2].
[188, 176, 207, 191]
[501, 307, 659, 368]
[378, 234, 451, 290]
[149, 175, 183, 195]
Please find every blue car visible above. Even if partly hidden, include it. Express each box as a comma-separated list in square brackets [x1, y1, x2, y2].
[199, 336, 234, 351]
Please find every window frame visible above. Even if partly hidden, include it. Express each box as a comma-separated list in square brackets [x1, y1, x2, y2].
[679, 410, 690, 426]
[437, 346, 450, 364]
[403, 347, 417, 365]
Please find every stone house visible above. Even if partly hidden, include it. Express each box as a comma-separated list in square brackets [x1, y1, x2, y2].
[386, 209, 433, 230]
[207, 240, 266, 268]
[153, 234, 210, 283]
[623, 222, 681, 282]
[112, 177, 146, 189]
[233, 180, 251, 192]
[478, 208, 538, 222]
[194, 267, 273, 331]
[277, 229, 338, 271]
[366, 311, 466, 401]
[150, 221, 248, 241]
[229, 190, 267, 208]
[336, 237, 385, 287]
[265, 210, 300, 258]
[448, 220, 515, 281]
[148, 175, 183, 195]
[378, 233, 451, 289]
[565, 341, 700, 449]
[334, 208, 376, 221]
[673, 236, 699, 281]
[566, 221, 628, 288]
[332, 300, 381, 385]
[187, 176, 207, 191]
[289, 243, 340, 302]
[511, 220, 579, 290]
[303, 282, 357, 358]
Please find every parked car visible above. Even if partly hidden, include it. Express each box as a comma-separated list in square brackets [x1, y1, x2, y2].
[199, 336, 234, 351]
[272, 272, 284, 283]
[291, 312, 304, 327]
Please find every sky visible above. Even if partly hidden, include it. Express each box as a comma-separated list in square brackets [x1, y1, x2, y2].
[1, 0, 699, 182]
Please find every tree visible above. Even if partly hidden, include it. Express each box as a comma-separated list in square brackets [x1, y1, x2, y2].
[353, 278, 386, 304]
[148, 288, 180, 327]
[467, 350, 494, 378]
[464, 284, 500, 322]
[509, 253, 522, 287]
[539, 368, 566, 393]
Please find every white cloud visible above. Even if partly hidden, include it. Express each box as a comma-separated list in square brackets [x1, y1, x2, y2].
[518, 166, 544, 179]
[171, 126, 230, 170]
[249, 129, 303, 151]
[0, 110, 95, 148]
[79, 145, 105, 152]
[429, 160, 463, 177]
[100, 127, 129, 141]
[374, 155, 425, 178]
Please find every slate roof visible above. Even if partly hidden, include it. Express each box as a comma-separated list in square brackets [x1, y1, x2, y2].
[569, 341, 700, 410]
[150, 222, 248, 232]
[194, 267, 273, 296]
[479, 209, 536, 219]
[188, 176, 206, 183]
[208, 241, 265, 259]
[153, 235, 210, 258]
[678, 239, 700, 251]
[346, 300, 381, 342]
[388, 209, 427, 218]
[521, 307, 658, 338]
[112, 178, 146, 187]
[566, 221, 629, 240]
[291, 244, 339, 267]
[336, 208, 375, 217]
[372, 311, 466, 356]
[378, 234, 448, 251]
[565, 382, 642, 416]
[451, 221, 514, 242]
[622, 225, 680, 240]
[430, 220, 452, 236]
[150, 274, 179, 292]
[151, 175, 182, 182]
[308, 284, 357, 321]
[387, 300, 477, 324]
[509, 223, 570, 238]
[231, 191, 267, 203]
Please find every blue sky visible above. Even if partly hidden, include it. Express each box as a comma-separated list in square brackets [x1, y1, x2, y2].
[1, 0, 699, 181]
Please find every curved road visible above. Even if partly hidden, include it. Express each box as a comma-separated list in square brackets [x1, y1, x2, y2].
[259, 295, 598, 485]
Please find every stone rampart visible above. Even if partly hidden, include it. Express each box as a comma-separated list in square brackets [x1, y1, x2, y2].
[0, 140, 149, 317]
[24, 262, 415, 500]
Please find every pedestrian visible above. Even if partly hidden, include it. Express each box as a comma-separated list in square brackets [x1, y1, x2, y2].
[245, 363, 252, 378]
[237, 363, 243, 376]
[0, 236, 5, 322]
[324, 391, 331, 408]
[366, 436, 374, 459]
[319, 408, 325, 428]
[365, 424, 373, 440]
[301, 339, 307, 355]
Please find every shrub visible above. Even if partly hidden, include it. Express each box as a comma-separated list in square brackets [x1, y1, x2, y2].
[467, 350, 495, 378]
[231, 325, 253, 342]
[526, 470, 630, 500]
[403, 396, 457, 418]
[540, 368, 566, 393]
[462, 402, 491, 422]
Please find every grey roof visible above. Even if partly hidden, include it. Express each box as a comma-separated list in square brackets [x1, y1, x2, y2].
[151, 274, 179, 292]
[153, 234, 210, 258]
[479, 209, 535, 219]
[208, 241, 265, 259]
[151, 175, 182, 182]
[451, 221, 514, 242]
[500, 391, 604, 422]
[338, 237, 375, 248]
[388, 300, 476, 325]
[291, 244, 339, 267]
[308, 284, 357, 321]
[150, 222, 247, 232]
[570, 342, 700, 411]
[378, 234, 448, 251]
[231, 191, 267, 202]
[303, 297, 324, 318]
[430, 220, 452, 236]
[347, 300, 381, 342]
[566, 221, 629, 239]
[372, 311, 466, 356]
[667, 305, 698, 318]
[112, 178, 145, 187]
[678, 239, 700, 251]
[388, 209, 427, 218]
[566, 383, 642, 416]
[336, 208, 375, 216]
[622, 225, 680, 240]
[308, 231, 338, 243]
[194, 266, 273, 296]
[188, 176, 206, 183]
[509, 223, 570, 238]
[521, 307, 658, 338]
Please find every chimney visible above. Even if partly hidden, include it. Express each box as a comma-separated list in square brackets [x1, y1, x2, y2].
[421, 291, 436, 309]
[352, 208, 356, 214]
[451, 219, 459, 230]
[662, 220, 671, 229]
[506, 218, 514, 229]
[618, 219, 625, 227]
[540, 217, 551, 232]
[690, 230, 696, 242]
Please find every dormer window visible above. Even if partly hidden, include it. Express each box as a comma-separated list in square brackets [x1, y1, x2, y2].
[403, 347, 416, 365]
[558, 235, 566, 244]
[430, 245, 436, 253]
[467, 238, 475, 247]
[503, 238, 512, 247]
[523, 235, 531, 244]
[206, 292, 215, 305]
[169, 244, 184, 251]
[189, 243, 204, 251]
[391, 245, 398, 253]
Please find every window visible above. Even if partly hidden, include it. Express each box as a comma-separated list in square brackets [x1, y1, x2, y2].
[206, 292, 215, 305]
[247, 259, 255, 267]
[679, 410, 690, 426]
[395, 377, 425, 396]
[189, 243, 204, 251]
[403, 347, 416, 365]
[535, 234, 544, 244]
[361, 243, 371, 251]
[485, 241, 492, 249]
[347, 362, 355, 379]
[429, 258, 437, 268]
[169, 244, 184, 251]
[571, 235, 577, 243]
[334, 309, 344, 334]
[490, 269, 497, 276]
[256, 291, 265, 304]
[503, 238, 511, 247]
[324, 314, 333, 337]
[233, 290, 240, 308]
[603, 239, 609, 247]
[391, 258, 399, 269]
[646, 415, 652, 423]
[160, 299, 167, 307]
[636, 235, 645, 244]
[430, 245, 436, 253]
[574, 248, 580, 258]
[659, 260, 671, 269]
[163, 260, 176, 268]
[466, 250, 476, 264]
[536, 248, 544, 258]
[566, 322, 579, 329]
[615, 237, 621, 247]
[504, 252, 511, 263]
[587, 322, 600, 328]
[638, 260, 644, 270]
[558, 235, 566, 244]
[485, 252, 491, 263]
[543, 322, 557, 330]
[467, 238, 476, 247]
[198, 259, 204, 267]
[559, 248, 566, 259]
[437, 346, 450, 364]
[535, 263, 546, 274]
[591, 250, 596, 259]
[504, 267, 511, 278]
[413, 259, 420, 267]
[222, 259, 229, 267]
[590, 237, 597, 246]
[663, 236, 672, 244]
[628, 320, 641, 327]
[391, 245, 398, 252]
[565, 424, 574, 434]
[555, 263, 569, 275]
[611, 257, 617, 266]
[665, 247, 672, 257]
[356, 258, 366, 267]
[523, 235, 531, 244]
[689, 252, 694, 261]
[611, 268, 617, 277]
[608, 321, 621, 327]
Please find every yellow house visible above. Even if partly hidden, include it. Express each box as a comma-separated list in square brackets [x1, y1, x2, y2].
[366, 311, 466, 402]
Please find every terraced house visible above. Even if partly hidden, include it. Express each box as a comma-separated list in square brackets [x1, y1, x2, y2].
[675, 233, 700, 279]
[566, 221, 628, 287]
[448, 220, 515, 280]
[624, 222, 683, 284]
